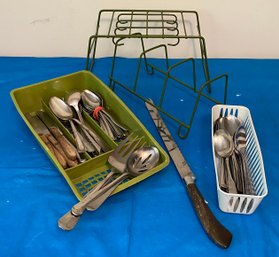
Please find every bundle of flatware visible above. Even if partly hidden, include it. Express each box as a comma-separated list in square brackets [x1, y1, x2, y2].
[81, 89, 128, 141]
[213, 111, 255, 195]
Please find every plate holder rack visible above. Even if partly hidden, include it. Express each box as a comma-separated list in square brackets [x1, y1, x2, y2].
[86, 9, 228, 139]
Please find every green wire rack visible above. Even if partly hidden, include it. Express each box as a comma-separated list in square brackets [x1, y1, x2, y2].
[86, 9, 228, 139]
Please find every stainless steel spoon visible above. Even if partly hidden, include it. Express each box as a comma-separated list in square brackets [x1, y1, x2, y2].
[49, 96, 86, 153]
[66, 92, 83, 123]
[213, 129, 238, 194]
[223, 114, 241, 137]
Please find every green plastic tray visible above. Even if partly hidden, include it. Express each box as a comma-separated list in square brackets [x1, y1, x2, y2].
[10, 70, 169, 201]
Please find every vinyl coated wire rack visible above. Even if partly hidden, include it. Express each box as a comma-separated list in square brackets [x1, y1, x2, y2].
[86, 9, 228, 139]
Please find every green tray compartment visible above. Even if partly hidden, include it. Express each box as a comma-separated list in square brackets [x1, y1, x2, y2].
[11, 70, 169, 200]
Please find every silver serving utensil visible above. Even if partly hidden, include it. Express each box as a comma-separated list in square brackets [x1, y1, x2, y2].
[58, 134, 157, 230]
[86, 145, 160, 211]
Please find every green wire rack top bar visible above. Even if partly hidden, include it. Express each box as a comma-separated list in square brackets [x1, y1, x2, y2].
[86, 9, 228, 139]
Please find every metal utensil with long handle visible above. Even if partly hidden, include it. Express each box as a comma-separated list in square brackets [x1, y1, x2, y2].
[145, 99, 232, 249]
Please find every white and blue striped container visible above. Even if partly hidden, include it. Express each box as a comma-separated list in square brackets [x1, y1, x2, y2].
[212, 105, 268, 214]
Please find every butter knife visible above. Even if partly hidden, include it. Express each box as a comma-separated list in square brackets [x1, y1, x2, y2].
[145, 99, 232, 249]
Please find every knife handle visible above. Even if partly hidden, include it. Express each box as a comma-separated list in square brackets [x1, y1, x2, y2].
[39, 134, 67, 169]
[49, 127, 77, 161]
[47, 135, 78, 168]
[186, 182, 232, 249]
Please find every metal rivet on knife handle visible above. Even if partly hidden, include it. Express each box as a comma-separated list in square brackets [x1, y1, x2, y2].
[145, 99, 232, 249]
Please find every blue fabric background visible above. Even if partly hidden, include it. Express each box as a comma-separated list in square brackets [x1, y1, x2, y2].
[0, 57, 278, 257]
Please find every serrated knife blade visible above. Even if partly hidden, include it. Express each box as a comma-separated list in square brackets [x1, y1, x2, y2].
[145, 99, 232, 249]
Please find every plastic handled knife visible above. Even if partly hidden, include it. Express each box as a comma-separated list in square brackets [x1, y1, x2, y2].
[145, 99, 232, 249]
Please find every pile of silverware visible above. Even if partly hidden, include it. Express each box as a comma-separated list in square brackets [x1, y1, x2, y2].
[81, 89, 128, 140]
[213, 110, 255, 195]
[58, 133, 160, 230]
[25, 89, 129, 169]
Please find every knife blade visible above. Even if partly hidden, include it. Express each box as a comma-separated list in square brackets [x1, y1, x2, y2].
[145, 99, 232, 249]
[25, 113, 67, 169]
[37, 111, 77, 161]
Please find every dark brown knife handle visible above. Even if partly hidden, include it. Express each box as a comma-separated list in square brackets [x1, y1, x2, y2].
[49, 127, 77, 161]
[186, 182, 232, 249]
[39, 134, 67, 169]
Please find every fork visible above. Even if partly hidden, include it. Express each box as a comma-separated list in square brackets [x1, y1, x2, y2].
[86, 134, 145, 210]
[58, 133, 144, 230]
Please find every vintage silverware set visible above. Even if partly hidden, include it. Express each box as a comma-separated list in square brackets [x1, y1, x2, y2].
[213, 109, 255, 195]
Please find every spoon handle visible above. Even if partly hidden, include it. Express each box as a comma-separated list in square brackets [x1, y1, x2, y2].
[225, 158, 238, 194]
[73, 118, 109, 152]
[69, 120, 86, 153]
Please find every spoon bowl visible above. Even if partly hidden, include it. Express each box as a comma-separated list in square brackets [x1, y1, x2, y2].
[81, 90, 101, 111]
[224, 115, 241, 137]
[49, 96, 74, 121]
[127, 146, 160, 175]
[67, 92, 83, 122]
[213, 129, 234, 158]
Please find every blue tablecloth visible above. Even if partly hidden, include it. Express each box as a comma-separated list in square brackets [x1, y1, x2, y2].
[0, 57, 278, 257]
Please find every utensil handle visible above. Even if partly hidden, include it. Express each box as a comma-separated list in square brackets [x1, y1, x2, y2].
[47, 134, 78, 168]
[69, 120, 86, 153]
[225, 158, 238, 194]
[58, 173, 127, 230]
[49, 127, 77, 160]
[39, 134, 67, 169]
[186, 182, 232, 249]
[73, 118, 109, 152]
